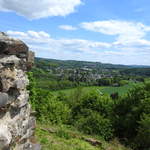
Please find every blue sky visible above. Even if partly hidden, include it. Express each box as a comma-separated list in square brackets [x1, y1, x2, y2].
[0, 0, 150, 65]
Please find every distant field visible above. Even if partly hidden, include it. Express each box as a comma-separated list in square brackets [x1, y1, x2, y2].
[51, 86, 104, 95]
[101, 83, 135, 96]
[51, 82, 137, 96]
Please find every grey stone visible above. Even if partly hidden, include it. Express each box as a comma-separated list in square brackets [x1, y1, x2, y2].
[28, 117, 36, 129]
[0, 92, 8, 107]
[0, 125, 12, 149]
[15, 79, 26, 90]
[8, 87, 20, 103]
[0, 32, 36, 149]
[31, 144, 42, 150]
[0, 33, 28, 58]
[17, 143, 42, 150]
[27, 51, 35, 70]
[16, 91, 29, 108]
[0, 55, 20, 65]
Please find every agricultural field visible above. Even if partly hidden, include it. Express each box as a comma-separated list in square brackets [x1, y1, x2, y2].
[51, 82, 137, 97]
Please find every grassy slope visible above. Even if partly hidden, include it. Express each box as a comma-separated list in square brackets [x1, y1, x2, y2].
[35, 123, 131, 150]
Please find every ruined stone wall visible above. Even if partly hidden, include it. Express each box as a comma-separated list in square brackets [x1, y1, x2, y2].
[0, 32, 38, 150]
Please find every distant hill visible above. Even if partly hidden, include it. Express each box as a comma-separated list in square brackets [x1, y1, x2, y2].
[35, 57, 150, 69]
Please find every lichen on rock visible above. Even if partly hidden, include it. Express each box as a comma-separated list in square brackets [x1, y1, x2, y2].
[0, 32, 37, 150]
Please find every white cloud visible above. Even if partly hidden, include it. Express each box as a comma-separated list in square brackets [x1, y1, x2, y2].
[7, 30, 51, 43]
[80, 20, 150, 44]
[6, 30, 150, 65]
[0, 0, 82, 19]
[27, 31, 50, 38]
[7, 30, 110, 55]
[59, 25, 77, 31]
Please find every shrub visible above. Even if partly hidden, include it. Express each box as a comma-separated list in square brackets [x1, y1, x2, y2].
[135, 113, 150, 150]
[71, 90, 113, 121]
[46, 97, 71, 124]
[70, 91, 114, 140]
[110, 92, 119, 100]
[112, 82, 150, 148]
[76, 110, 113, 140]
[119, 80, 129, 86]
[32, 88, 71, 124]
[97, 78, 112, 86]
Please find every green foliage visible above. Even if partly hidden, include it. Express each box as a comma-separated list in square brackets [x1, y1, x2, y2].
[31, 88, 71, 124]
[28, 67, 150, 150]
[97, 78, 112, 86]
[70, 91, 114, 140]
[112, 82, 150, 149]
[76, 110, 113, 140]
[68, 86, 84, 107]
[110, 92, 119, 100]
[135, 113, 150, 150]
[36, 123, 130, 150]
[56, 92, 68, 102]
[36, 79, 77, 91]
[56, 127, 73, 140]
[121, 68, 150, 76]
[71, 90, 113, 118]
[119, 80, 129, 86]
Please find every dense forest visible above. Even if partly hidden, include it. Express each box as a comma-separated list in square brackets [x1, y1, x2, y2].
[28, 58, 150, 150]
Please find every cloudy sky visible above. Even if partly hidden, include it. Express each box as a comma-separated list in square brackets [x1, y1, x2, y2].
[0, 0, 150, 65]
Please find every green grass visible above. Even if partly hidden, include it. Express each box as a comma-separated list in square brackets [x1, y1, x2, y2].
[35, 123, 131, 150]
[100, 83, 135, 96]
[51, 82, 136, 97]
[51, 86, 104, 95]
[145, 78, 150, 82]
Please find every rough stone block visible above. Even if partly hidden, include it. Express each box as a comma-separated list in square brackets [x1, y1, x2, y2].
[0, 92, 8, 107]
[0, 125, 12, 149]
[27, 51, 35, 70]
[0, 32, 36, 149]
[0, 32, 28, 58]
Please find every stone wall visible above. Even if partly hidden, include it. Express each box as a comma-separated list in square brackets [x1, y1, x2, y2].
[0, 32, 38, 150]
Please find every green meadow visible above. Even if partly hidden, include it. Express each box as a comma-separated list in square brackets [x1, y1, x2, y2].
[51, 82, 136, 97]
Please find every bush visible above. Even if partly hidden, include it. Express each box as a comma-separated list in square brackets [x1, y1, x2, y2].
[44, 96, 71, 124]
[69, 86, 84, 107]
[71, 90, 113, 121]
[97, 78, 112, 86]
[110, 92, 119, 100]
[119, 80, 129, 86]
[76, 110, 113, 140]
[33, 89, 71, 124]
[112, 82, 150, 148]
[135, 114, 150, 150]
[70, 91, 114, 140]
